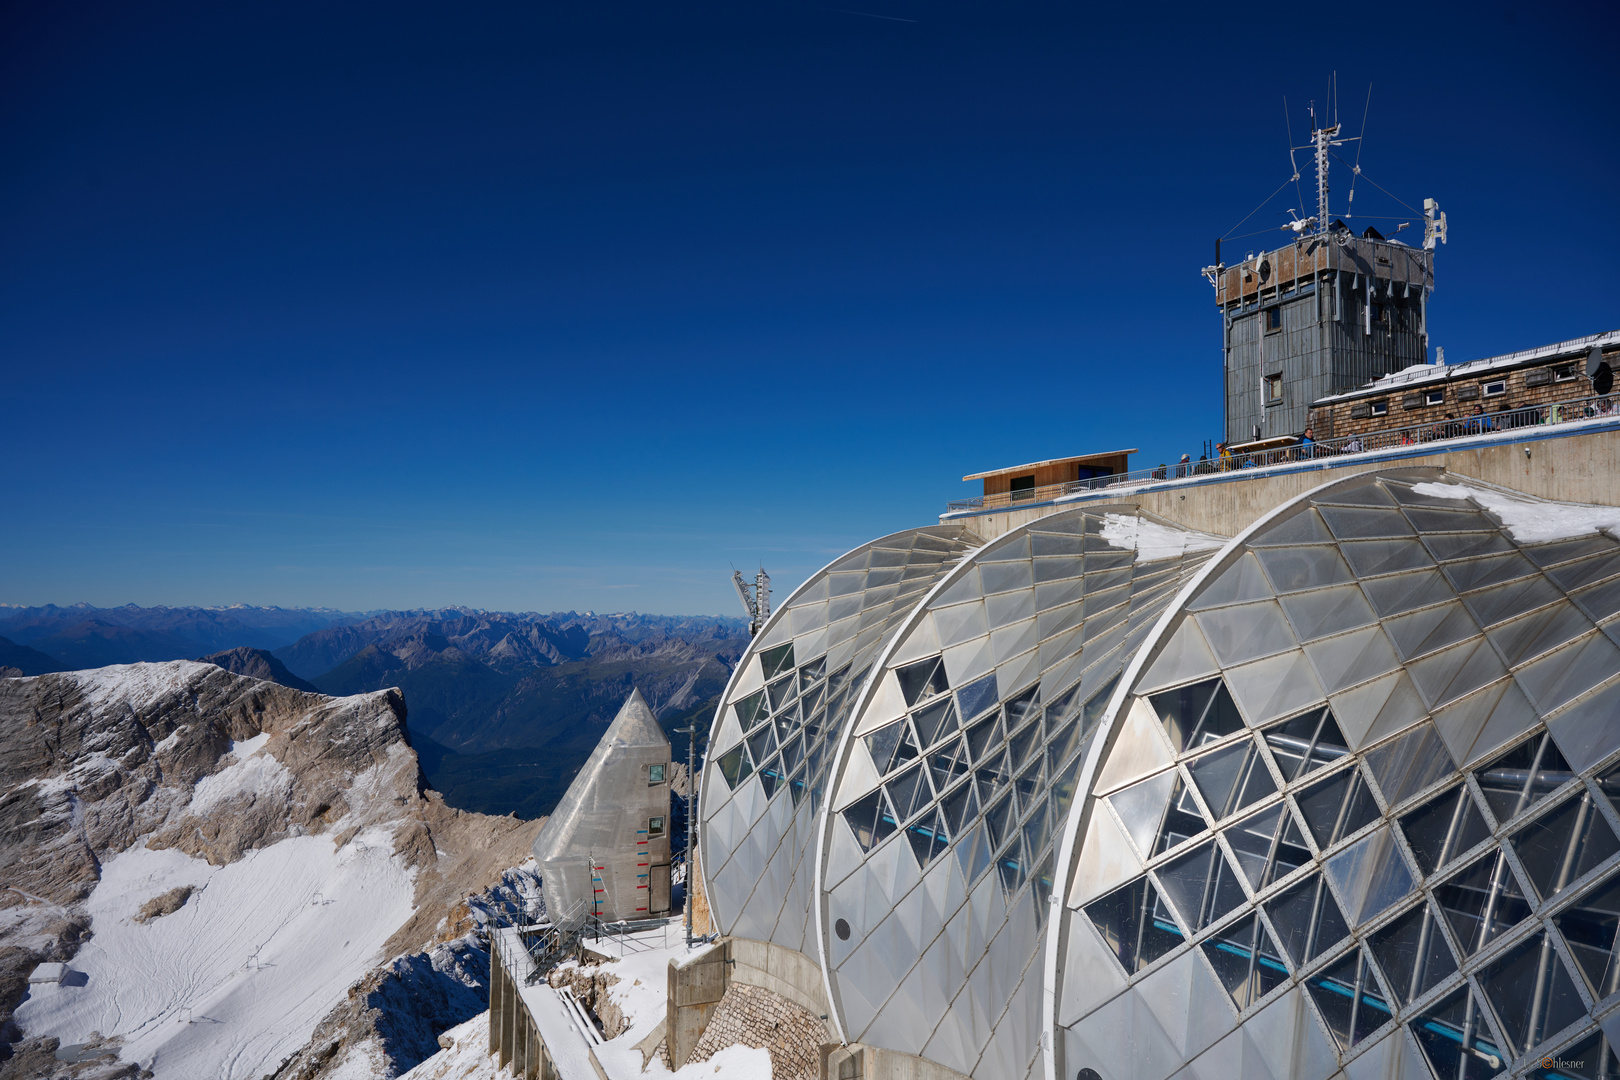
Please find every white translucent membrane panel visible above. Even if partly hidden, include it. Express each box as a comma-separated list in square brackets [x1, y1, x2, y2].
[1054, 471, 1620, 1080]
[826, 510, 1223, 1077]
[701, 525, 979, 945]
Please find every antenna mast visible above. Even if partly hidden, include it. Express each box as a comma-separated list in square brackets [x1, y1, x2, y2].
[732, 567, 771, 637]
[1308, 101, 1344, 236]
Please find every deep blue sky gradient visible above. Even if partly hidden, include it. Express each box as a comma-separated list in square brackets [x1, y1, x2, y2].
[3, 1, 1616, 613]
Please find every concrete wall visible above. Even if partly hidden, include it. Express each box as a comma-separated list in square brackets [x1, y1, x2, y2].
[667, 941, 729, 1068]
[822, 1042, 975, 1080]
[489, 944, 552, 1080]
[943, 424, 1620, 542]
[726, 937, 831, 1021]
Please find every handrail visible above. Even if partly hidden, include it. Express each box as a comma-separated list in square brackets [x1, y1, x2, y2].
[944, 391, 1620, 512]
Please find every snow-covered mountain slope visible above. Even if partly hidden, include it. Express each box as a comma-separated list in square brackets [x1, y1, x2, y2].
[0, 661, 542, 1080]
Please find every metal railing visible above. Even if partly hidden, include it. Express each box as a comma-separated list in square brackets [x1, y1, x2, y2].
[945, 391, 1620, 512]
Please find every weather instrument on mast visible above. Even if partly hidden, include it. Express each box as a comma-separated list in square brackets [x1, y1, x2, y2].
[732, 567, 771, 638]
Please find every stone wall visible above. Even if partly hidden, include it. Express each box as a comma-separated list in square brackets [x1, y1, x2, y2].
[685, 983, 826, 1080]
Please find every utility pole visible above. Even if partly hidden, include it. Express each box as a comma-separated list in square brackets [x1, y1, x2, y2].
[674, 721, 699, 948]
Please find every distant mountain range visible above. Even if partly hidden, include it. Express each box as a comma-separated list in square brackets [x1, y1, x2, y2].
[0, 604, 748, 818]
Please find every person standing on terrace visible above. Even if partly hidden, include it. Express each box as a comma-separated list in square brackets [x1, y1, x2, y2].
[1298, 428, 1316, 459]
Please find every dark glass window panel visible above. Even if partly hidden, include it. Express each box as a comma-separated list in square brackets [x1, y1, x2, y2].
[1044, 683, 1082, 736]
[998, 836, 1027, 895]
[1409, 986, 1507, 1080]
[1554, 872, 1620, 999]
[1050, 754, 1083, 824]
[906, 807, 950, 868]
[975, 749, 1012, 808]
[760, 642, 795, 680]
[1150, 677, 1245, 753]
[767, 673, 798, 713]
[1022, 799, 1052, 858]
[801, 680, 827, 716]
[912, 697, 960, 749]
[1032, 850, 1056, 930]
[1477, 932, 1588, 1058]
[1363, 721, 1458, 807]
[758, 756, 782, 798]
[1015, 754, 1044, 809]
[1188, 737, 1278, 821]
[1046, 717, 1082, 775]
[844, 788, 898, 852]
[1325, 826, 1418, 926]
[1261, 707, 1350, 783]
[885, 762, 931, 823]
[780, 733, 807, 774]
[787, 766, 807, 807]
[893, 721, 922, 771]
[1084, 876, 1186, 975]
[1368, 901, 1459, 1006]
[1476, 733, 1577, 824]
[734, 689, 768, 732]
[1224, 801, 1311, 891]
[927, 736, 971, 795]
[1524, 1030, 1620, 1080]
[942, 779, 979, 837]
[964, 714, 1003, 763]
[1294, 766, 1381, 850]
[1082, 672, 1122, 735]
[1305, 946, 1394, 1052]
[1138, 770, 1207, 858]
[956, 672, 1000, 722]
[774, 711, 800, 743]
[797, 655, 827, 690]
[1511, 793, 1620, 900]
[1401, 785, 1494, 877]
[746, 725, 778, 767]
[1003, 684, 1042, 730]
[984, 792, 1016, 850]
[827, 662, 853, 695]
[1435, 848, 1533, 956]
[897, 655, 950, 706]
[1201, 912, 1289, 1011]
[1007, 718, 1043, 771]
[716, 744, 751, 789]
[1266, 872, 1350, 967]
[1156, 839, 1247, 932]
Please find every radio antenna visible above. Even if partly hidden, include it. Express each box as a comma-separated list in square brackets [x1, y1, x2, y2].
[1345, 84, 1373, 220]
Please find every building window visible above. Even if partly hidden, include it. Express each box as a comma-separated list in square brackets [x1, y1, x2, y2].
[1425, 388, 1444, 406]
[1372, 303, 1385, 325]
[1265, 374, 1283, 405]
[648, 763, 666, 785]
[1266, 307, 1282, 331]
[1554, 364, 1577, 382]
[1483, 379, 1506, 397]
[1009, 475, 1036, 501]
[649, 816, 664, 837]
[1370, 400, 1389, 417]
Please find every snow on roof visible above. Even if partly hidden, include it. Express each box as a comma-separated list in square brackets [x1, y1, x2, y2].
[1313, 329, 1620, 405]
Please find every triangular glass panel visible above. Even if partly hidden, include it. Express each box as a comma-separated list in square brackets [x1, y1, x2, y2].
[1007, 718, 1042, 771]
[1081, 672, 1122, 733]
[1249, 506, 1336, 546]
[1487, 602, 1594, 667]
[1524, 534, 1620, 568]
[1424, 529, 1515, 563]
[1551, 870, 1620, 999]
[885, 761, 931, 823]
[954, 820, 992, 886]
[1434, 848, 1532, 956]
[1319, 480, 1398, 508]
[1362, 568, 1457, 618]
[1032, 849, 1056, 929]
[997, 835, 1027, 896]
[715, 744, 751, 790]
[1022, 799, 1052, 856]
[907, 807, 950, 868]
[780, 733, 807, 774]
[1187, 552, 1273, 611]
[1318, 505, 1415, 540]
[1385, 601, 1482, 661]
[1474, 732, 1575, 824]
[1113, 768, 1206, 858]
[1050, 754, 1082, 821]
[734, 689, 768, 731]
[1368, 900, 1458, 1006]
[1043, 681, 1083, 733]
[1015, 753, 1044, 808]
[1003, 684, 1041, 729]
[1304, 946, 1393, 1052]
[1223, 800, 1311, 891]
[1574, 575, 1620, 623]
[758, 756, 782, 798]
[787, 766, 807, 807]
[1340, 538, 1435, 578]
[1255, 544, 1357, 593]
[1443, 552, 1538, 594]
[767, 672, 798, 712]
[1325, 825, 1418, 926]
[1155, 838, 1247, 931]
[1294, 765, 1380, 850]
[1084, 875, 1186, 975]
[1464, 573, 1563, 627]
[1402, 505, 1494, 532]
[955, 672, 1000, 722]
[1045, 717, 1082, 775]
[927, 736, 971, 794]
[1201, 912, 1289, 1011]
[1261, 706, 1350, 783]
[1188, 736, 1277, 821]
[1399, 785, 1493, 877]
[864, 720, 905, 777]
[1408, 986, 1507, 1079]
[912, 696, 960, 748]
[1150, 677, 1246, 753]
[760, 642, 795, 680]
[746, 724, 778, 765]
[1476, 932, 1587, 1058]
[963, 713, 1002, 763]
[898, 655, 949, 706]
[843, 787, 898, 852]
[974, 748, 1012, 808]
[1265, 871, 1350, 967]
[1547, 550, 1620, 592]
[1509, 791, 1620, 900]
[984, 792, 1017, 849]
[942, 779, 979, 836]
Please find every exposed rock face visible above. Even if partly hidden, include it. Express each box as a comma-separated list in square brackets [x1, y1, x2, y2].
[196, 646, 319, 693]
[0, 662, 543, 1080]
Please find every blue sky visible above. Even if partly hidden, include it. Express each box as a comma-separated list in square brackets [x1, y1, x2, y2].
[3, 1, 1616, 615]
